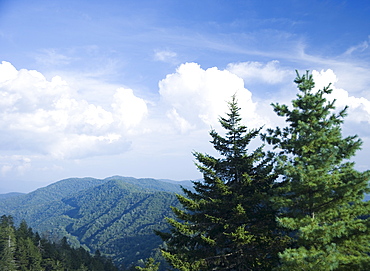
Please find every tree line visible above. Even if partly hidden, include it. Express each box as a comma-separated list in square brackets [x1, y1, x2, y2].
[154, 71, 370, 270]
[0, 214, 118, 271]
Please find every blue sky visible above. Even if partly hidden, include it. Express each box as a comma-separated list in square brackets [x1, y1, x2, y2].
[0, 0, 370, 193]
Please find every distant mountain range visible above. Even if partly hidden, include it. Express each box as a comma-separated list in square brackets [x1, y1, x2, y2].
[0, 176, 194, 269]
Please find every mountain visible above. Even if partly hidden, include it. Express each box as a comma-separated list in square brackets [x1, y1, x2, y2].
[0, 191, 25, 199]
[160, 178, 198, 188]
[0, 177, 107, 213]
[0, 176, 192, 269]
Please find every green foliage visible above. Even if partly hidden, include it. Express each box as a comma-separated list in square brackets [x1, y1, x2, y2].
[0, 193, 24, 200]
[264, 71, 370, 270]
[135, 257, 160, 271]
[158, 96, 287, 270]
[0, 177, 106, 214]
[0, 215, 117, 271]
[0, 176, 188, 270]
[0, 215, 17, 270]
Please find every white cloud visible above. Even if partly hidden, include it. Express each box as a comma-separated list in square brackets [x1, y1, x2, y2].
[312, 69, 370, 125]
[0, 61, 147, 161]
[159, 62, 263, 131]
[0, 61, 18, 83]
[343, 37, 369, 56]
[4, 60, 367, 188]
[112, 88, 148, 130]
[49, 133, 130, 159]
[311, 69, 338, 91]
[0, 155, 31, 176]
[226, 60, 292, 84]
[154, 49, 177, 63]
[34, 49, 72, 66]
[166, 108, 195, 133]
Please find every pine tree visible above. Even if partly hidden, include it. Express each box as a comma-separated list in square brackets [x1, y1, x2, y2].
[0, 215, 18, 271]
[16, 237, 42, 271]
[263, 71, 370, 270]
[135, 257, 160, 271]
[157, 96, 286, 270]
[14, 219, 42, 271]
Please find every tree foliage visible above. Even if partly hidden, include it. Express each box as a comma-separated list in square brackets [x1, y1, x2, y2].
[158, 96, 287, 270]
[0, 215, 17, 270]
[135, 257, 160, 271]
[0, 177, 187, 269]
[263, 71, 370, 270]
[0, 215, 118, 271]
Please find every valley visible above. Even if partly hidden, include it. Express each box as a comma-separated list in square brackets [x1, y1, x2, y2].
[0, 176, 193, 269]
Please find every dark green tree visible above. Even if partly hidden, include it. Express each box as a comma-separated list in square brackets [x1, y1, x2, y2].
[157, 96, 286, 270]
[263, 71, 370, 270]
[14, 219, 42, 271]
[16, 237, 42, 271]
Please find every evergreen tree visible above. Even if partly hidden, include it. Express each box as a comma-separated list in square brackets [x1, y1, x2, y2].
[15, 220, 33, 241]
[0, 215, 18, 271]
[16, 237, 42, 271]
[15, 219, 42, 271]
[157, 96, 286, 270]
[135, 257, 160, 271]
[0, 215, 118, 270]
[263, 71, 370, 270]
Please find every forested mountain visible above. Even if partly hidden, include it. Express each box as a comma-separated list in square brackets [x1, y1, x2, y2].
[0, 176, 191, 269]
[0, 215, 118, 270]
[0, 177, 107, 214]
[0, 192, 24, 200]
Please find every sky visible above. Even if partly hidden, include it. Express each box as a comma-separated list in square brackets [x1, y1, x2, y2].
[0, 0, 370, 193]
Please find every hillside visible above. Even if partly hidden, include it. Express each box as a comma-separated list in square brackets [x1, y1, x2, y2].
[0, 176, 191, 269]
[0, 215, 118, 270]
[0, 192, 25, 199]
[0, 177, 107, 214]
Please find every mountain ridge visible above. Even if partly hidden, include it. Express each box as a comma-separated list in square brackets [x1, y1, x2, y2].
[0, 175, 192, 269]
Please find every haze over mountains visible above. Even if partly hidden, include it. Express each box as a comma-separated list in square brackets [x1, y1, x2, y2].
[0, 176, 193, 269]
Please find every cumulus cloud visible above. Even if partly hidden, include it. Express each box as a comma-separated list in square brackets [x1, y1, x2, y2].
[226, 60, 292, 84]
[166, 108, 195, 133]
[49, 133, 130, 159]
[0, 61, 147, 162]
[112, 88, 148, 130]
[312, 69, 370, 125]
[159, 62, 263, 132]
